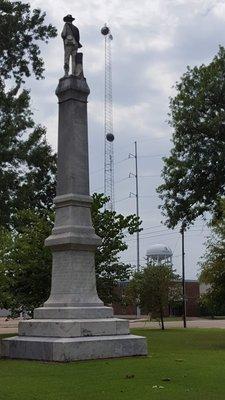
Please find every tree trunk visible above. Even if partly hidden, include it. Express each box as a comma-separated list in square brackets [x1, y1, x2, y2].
[160, 309, 165, 330]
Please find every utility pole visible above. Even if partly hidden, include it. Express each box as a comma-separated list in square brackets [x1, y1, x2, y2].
[135, 141, 140, 273]
[129, 141, 140, 318]
[129, 141, 140, 272]
[180, 221, 187, 328]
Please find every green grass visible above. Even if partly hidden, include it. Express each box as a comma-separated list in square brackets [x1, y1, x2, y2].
[1, 328, 225, 399]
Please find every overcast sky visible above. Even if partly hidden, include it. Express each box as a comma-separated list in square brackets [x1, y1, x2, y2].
[28, 0, 225, 279]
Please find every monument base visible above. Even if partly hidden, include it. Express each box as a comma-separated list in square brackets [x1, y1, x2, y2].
[1, 306, 147, 362]
[1, 334, 147, 362]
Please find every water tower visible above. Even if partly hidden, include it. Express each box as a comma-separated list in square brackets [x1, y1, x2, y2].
[146, 244, 173, 264]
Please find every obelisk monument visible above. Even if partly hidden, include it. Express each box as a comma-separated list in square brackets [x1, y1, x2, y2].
[1, 16, 147, 361]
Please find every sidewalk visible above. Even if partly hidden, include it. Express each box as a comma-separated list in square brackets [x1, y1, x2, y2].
[1, 317, 225, 335]
[0, 317, 19, 334]
[130, 318, 225, 329]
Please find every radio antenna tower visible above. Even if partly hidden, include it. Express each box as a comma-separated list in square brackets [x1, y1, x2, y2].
[101, 24, 115, 211]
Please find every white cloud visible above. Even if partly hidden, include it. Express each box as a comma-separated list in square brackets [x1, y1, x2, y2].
[114, 102, 160, 137]
[212, 0, 225, 20]
[145, 62, 177, 98]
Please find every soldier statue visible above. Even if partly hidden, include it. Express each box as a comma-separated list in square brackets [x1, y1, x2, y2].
[61, 14, 82, 77]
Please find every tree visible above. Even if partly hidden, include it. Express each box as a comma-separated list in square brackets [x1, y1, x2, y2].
[199, 291, 225, 319]
[0, 210, 53, 317]
[0, 1, 57, 228]
[126, 263, 181, 330]
[0, 194, 141, 315]
[92, 193, 141, 304]
[199, 199, 225, 317]
[0, 1, 57, 84]
[157, 46, 225, 228]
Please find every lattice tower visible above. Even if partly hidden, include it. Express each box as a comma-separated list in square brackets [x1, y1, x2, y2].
[101, 24, 114, 211]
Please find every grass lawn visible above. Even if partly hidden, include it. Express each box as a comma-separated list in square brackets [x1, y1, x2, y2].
[1, 328, 225, 400]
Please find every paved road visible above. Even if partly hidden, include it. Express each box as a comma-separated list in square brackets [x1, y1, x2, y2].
[1, 317, 225, 335]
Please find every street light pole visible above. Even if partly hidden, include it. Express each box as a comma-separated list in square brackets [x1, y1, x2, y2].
[181, 221, 187, 328]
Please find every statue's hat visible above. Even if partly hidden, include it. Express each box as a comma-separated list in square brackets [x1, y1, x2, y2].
[63, 14, 75, 22]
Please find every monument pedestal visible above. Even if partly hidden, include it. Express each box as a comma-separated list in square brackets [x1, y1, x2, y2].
[1, 68, 147, 362]
[1, 334, 146, 362]
[1, 306, 147, 361]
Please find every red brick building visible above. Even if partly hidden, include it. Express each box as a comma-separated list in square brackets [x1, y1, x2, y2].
[113, 279, 200, 317]
[185, 280, 200, 317]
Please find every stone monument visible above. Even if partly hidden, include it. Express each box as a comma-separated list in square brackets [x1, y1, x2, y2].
[1, 16, 147, 362]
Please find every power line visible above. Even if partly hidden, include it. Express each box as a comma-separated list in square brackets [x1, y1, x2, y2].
[139, 195, 157, 199]
[116, 176, 130, 184]
[123, 136, 170, 147]
[109, 137, 169, 163]
[125, 231, 178, 242]
[139, 174, 160, 178]
[92, 176, 130, 192]
[139, 228, 177, 236]
[90, 153, 167, 176]
[115, 157, 130, 165]
[139, 154, 165, 158]
[173, 235, 181, 254]
[136, 219, 209, 233]
[142, 224, 172, 231]
[141, 224, 167, 230]
[125, 228, 204, 242]
[90, 167, 104, 176]
[90, 157, 129, 177]
[173, 253, 182, 258]
[115, 196, 130, 204]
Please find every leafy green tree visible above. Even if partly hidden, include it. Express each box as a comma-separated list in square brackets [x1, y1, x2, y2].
[199, 291, 224, 319]
[199, 200, 225, 317]
[126, 263, 181, 330]
[0, 1, 57, 228]
[157, 46, 225, 228]
[0, 1, 56, 84]
[0, 194, 141, 315]
[0, 210, 53, 316]
[92, 193, 141, 304]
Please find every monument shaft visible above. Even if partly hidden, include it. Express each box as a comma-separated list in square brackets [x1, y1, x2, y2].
[56, 77, 89, 196]
[44, 75, 102, 308]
